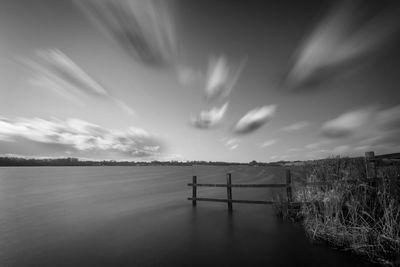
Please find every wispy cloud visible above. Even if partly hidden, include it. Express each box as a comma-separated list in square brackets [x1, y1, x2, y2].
[74, 0, 176, 67]
[24, 49, 136, 116]
[205, 56, 245, 101]
[24, 49, 108, 98]
[320, 104, 400, 154]
[0, 116, 163, 160]
[282, 121, 310, 131]
[191, 102, 229, 129]
[321, 107, 374, 138]
[224, 138, 240, 150]
[229, 144, 238, 150]
[284, 1, 400, 90]
[233, 105, 276, 134]
[260, 139, 277, 148]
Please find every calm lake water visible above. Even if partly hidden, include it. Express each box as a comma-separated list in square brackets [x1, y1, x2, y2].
[0, 166, 377, 267]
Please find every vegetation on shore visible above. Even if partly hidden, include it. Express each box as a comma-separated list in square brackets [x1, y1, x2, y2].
[282, 157, 400, 266]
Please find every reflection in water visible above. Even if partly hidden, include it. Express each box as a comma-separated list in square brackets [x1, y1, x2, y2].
[0, 166, 377, 267]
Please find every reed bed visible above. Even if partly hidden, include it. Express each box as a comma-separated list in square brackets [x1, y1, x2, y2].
[286, 157, 400, 266]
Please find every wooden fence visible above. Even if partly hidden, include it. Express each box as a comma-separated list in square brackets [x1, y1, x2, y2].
[187, 151, 400, 211]
[187, 170, 293, 212]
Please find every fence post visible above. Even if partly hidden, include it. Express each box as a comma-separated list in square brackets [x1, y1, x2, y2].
[227, 173, 233, 212]
[192, 176, 197, 206]
[286, 169, 293, 204]
[365, 151, 376, 179]
[365, 151, 386, 202]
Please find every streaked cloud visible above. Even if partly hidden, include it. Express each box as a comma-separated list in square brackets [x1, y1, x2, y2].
[233, 105, 276, 134]
[285, 1, 400, 90]
[260, 139, 277, 148]
[321, 107, 373, 138]
[24, 49, 136, 116]
[282, 121, 310, 131]
[24, 49, 108, 98]
[229, 144, 238, 150]
[0, 116, 164, 160]
[224, 138, 240, 150]
[191, 102, 229, 129]
[205, 56, 245, 101]
[320, 104, 400, 154]
[74, 0, 176, 67]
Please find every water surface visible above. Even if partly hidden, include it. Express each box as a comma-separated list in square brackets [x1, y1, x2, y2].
[0, 166, 377, 266]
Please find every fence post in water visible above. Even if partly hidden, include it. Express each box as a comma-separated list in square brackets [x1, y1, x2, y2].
[226, 173, 233, 212]
[286, 169, 293, 204]
[192, 176, 197, 206]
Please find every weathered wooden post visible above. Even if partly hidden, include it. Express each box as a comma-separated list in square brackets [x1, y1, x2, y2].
[286, 169, 293, 203]
[365, 151, 376, 179]
[365, 151, 383, 200]
[192, 176, 197, 206]
[226, 173, 233, 212]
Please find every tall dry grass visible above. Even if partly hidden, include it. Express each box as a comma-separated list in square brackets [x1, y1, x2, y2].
[292, 157, 400, 266]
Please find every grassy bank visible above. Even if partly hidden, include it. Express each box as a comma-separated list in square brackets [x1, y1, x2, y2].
[281, 157, 400, 266]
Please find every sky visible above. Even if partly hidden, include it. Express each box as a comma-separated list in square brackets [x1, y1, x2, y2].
[0, 0, 400, 162]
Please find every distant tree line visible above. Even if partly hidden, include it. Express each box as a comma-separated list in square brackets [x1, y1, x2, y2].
[0, 157, 253, 167]
[0, 157, 305, 167]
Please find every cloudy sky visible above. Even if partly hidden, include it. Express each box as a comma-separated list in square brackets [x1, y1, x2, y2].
[1, 0, 400, 162]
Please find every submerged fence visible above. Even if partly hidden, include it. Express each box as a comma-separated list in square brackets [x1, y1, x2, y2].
[187, 151, 400, 211]
[187, 170, 293, 212]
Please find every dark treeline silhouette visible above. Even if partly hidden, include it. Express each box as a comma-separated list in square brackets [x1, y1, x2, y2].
[0, 157, 253, 167]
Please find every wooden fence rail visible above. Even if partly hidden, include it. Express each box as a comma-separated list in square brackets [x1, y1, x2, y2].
[187, 169, 293, 212]
[187, 198, 277, 205]
[187, 183, 287, 188]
